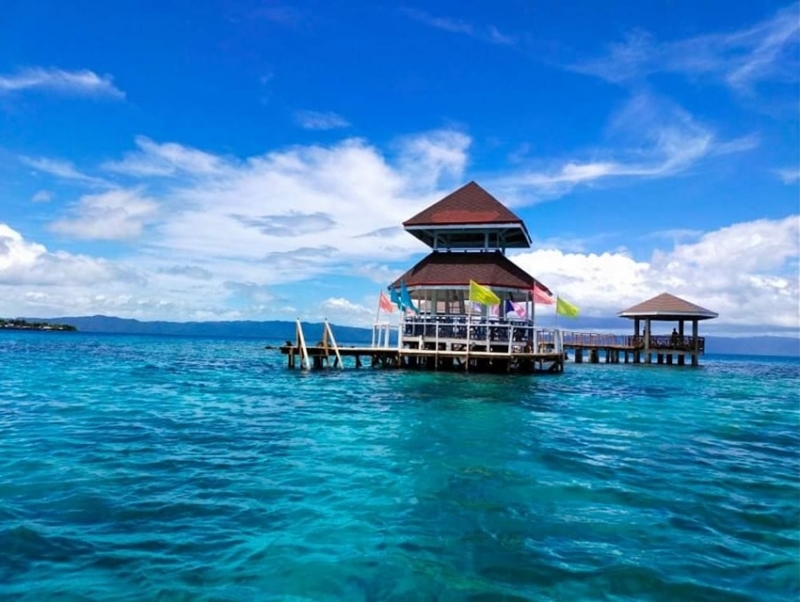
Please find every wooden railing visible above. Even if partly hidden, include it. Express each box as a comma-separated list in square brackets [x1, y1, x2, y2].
[380, 315, 563, 354]
[561, 332, 705, 352]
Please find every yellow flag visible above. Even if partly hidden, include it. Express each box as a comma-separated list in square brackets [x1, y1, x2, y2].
[469, 280, 500, 306]
[556, 296, 580, 318]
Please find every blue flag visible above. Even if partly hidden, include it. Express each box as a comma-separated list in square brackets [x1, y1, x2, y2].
[389, 286, 404, 311]
[400, 281, 419, 314]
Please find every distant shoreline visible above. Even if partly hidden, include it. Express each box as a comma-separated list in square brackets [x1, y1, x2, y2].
[0, 319, 77, 332]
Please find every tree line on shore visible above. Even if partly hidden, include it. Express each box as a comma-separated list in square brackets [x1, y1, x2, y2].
[0, 318, 77, 331]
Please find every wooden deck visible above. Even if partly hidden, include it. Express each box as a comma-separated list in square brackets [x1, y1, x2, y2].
[279, 344, 565, 374]
[561, 332, 707, 366]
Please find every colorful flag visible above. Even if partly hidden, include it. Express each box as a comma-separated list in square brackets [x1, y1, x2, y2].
[400, 280, 419, 314]
[532, 282, 554, 305]
[469, 280, 500, 306]
[389, 286, 404, 311]
[556, 296, 580, 318]
[379, 291, 395, 313]
[511, 301, 527, 318]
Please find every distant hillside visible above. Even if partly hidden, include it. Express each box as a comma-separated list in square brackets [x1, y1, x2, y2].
[704, 336, 799, 358]
[28, 315, 800, 357]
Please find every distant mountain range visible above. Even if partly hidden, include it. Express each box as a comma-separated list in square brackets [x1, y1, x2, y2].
[19, 315, 800, 357]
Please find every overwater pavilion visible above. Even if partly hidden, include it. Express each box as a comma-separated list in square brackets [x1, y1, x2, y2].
[618, 292, 718, 366]
[384, 181, 563, 372]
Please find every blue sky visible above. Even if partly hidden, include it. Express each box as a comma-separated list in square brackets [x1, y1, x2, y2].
[1, 1, 798, 335]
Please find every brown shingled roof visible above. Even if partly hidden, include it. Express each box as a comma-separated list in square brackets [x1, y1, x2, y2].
[618, 292, 718, 320]
[391, 250, 551, 293]
[403, 181, 524, 227]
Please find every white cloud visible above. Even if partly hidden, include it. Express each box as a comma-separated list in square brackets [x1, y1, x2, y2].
[0, 223, 139, 288]
[510, 214, 800, 331]
[21, 156, 107, 186]
[103, 136, 228, 177]
[401, 8, 515, 46]
[10, 125, 792, 330]
[49, 188, 159, 240]
[294, 110, 350, 130]
[0, 67, 124, 98]
[571, 3, 799, 92]
[776, 167, 800, 183]
[319, 297, 374, 325]
[31, 190, 53, 203]
[491, 94, 741, 203]
[145, 130, 463, 282]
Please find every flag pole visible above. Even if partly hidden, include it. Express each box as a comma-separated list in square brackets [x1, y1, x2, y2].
[373, 291, 382, 347]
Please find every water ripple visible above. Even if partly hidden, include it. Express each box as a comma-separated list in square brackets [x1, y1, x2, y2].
[0, 333, 798, 600]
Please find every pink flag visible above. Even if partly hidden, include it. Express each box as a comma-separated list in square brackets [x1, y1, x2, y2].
[532, 282, 554, 305]
[379, 291, 395, 313]
[512, 302, 527, 318]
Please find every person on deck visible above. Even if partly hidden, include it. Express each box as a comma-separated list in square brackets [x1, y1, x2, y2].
[671, 328, 680, 348]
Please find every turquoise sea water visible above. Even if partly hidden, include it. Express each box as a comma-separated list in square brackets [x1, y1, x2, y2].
[0, 332, 798, 601]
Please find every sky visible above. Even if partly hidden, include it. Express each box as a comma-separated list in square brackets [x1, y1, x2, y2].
[1, 1, 798, 336]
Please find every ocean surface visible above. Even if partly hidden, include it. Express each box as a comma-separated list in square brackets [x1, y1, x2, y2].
[0, 331, 798, 601]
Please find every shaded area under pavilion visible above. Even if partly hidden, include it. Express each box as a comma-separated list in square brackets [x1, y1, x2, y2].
[618, 292, 718, 366]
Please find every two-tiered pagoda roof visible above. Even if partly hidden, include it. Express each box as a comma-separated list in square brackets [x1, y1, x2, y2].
[393, 181, 550, 296]
[403, 181, 531, 249]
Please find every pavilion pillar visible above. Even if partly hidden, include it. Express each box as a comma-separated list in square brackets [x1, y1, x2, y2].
[692, 320, 699, 366]
[678, 320, 685, 366]
[644, 319, 651, 364]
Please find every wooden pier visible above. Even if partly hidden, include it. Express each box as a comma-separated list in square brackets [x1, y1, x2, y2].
[562, 331, 706, 366]
[280, 343, 564, 374]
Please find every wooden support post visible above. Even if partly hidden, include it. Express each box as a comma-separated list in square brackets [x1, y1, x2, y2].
[645, 353, 652, 364]
[667, 354, 673, 365]
[678, 354, 685, 366]
[575, 348, 583, 363]
[657, 354, 664, 364]
[590, 349, 599, 363]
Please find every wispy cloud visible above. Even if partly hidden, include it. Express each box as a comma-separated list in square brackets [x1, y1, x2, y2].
[570, 3, 799, 92]
[21, 156, 108, 186]
[294, 110, 350, 130]
[103, 136, 228, 177]
[401, 8, 515, 46]
[31, 190, 53, 203]
[0, 67, 125, 98]
[776, 167, 800, 183]
[492, 93, 749, 203]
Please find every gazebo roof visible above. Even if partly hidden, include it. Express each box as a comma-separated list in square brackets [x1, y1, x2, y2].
[403, 182, 531, 248]
[390, 250, 551, 293]
[618, 292, 718, 321]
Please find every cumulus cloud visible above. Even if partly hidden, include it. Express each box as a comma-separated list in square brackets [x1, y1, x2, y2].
[571, 3, 799, 92]
[10, 124, 792, 330]
[510, 214, 800, 331]
[319, 297, 374, 325]
[0, 223, 139, 288]
[294, 110, 350, 130]
[49, 188, 159, 240]
[0, 67, 125, 98]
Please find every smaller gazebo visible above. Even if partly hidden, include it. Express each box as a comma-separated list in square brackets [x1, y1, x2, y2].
[618, 292, 718, 366]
